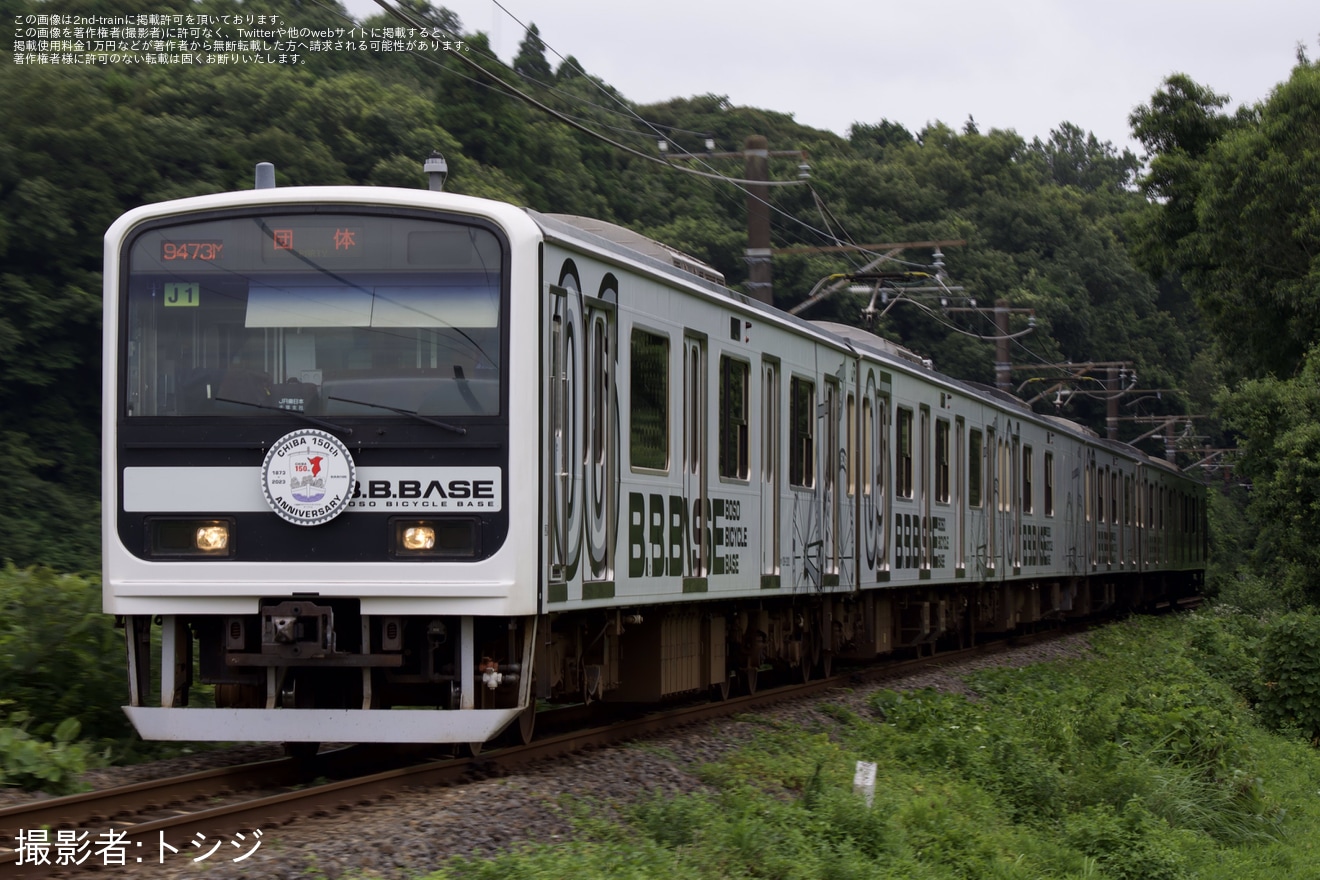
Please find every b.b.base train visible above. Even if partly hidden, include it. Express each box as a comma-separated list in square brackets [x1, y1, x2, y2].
[103, 172, 1205, 745]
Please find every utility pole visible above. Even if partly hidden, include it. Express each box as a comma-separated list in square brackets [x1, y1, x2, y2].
[744, 135, 772, 304]
[995, 300, 1012, 393]
[943, 299, 1035, 392]
[660, 134, 806, 305]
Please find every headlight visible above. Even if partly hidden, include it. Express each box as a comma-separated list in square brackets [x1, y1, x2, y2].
[391, 518, 479, 558]
[147, 518, 235, 557]
[196, 524, 230, 552]
[402, 526, 435, 550]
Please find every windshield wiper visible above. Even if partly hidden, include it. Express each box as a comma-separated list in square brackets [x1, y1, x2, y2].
[326, 396, 467, 436]
[213, 397, 353, 436]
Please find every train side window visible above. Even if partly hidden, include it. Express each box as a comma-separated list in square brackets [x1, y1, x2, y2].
[897, 407, 914, 498]
[629, 329, 669, 471]
[1111, 471, 1119, 525]
[997, 440, 1011, 512]
[847, 392, 858, 497]
[718, 356, 750, 480]
[1044, 452, 1054, 515]
[935, 418, 950, 503]
[824, 380, 838, 498]
[789, 376, 815, 488]
[1085, 463, 1093, 523]
[862, 396, 873, 498]
[968, 428, 983, 508]
[879, 395, 889, 500]
[591, 318, 607, 467]
[1022, 445, 1033, 514]
[1098, 467, 1106, 524]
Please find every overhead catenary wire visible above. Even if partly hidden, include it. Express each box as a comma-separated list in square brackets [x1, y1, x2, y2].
[372, 0, 811, 186]
[362, 0, 894, 256]
[304, 0, 939, 282]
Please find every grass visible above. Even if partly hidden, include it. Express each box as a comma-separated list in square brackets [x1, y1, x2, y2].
[400, 609, 1320, 880]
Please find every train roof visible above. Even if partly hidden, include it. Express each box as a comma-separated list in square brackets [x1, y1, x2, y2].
[529, 207, 1195, 482]
[541, 214, 726, 285]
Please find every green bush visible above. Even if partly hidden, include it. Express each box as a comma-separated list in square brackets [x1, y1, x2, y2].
[0, 564, 131, 742]
[0, 712, 92, 794]
[422, 615, 1320, 880]
[1063, 800, 1187, 880]
[1257, 612, 1320, 743]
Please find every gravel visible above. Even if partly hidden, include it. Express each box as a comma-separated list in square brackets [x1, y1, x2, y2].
[12, 632, 1093, 879]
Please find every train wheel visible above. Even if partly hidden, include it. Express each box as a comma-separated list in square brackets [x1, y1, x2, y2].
[711, 673, 732, 701]
[460, 740, 483, 758]
[820, 651, 834, 678]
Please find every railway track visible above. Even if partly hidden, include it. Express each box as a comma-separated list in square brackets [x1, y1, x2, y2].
[0, 626, 1084, 876]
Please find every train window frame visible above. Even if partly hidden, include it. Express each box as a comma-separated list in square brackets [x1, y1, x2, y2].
[1111, 470, 1119, 526]
[590, 315, 609, 468]
[789, 376, 815, 489]
[934, 418, 950, 504]
[1099, 466, 1107, 524]
[1044, 451, 1055, 516]
[1085, 462, 1093, 523]
[862, 395, 873, 498]
[1022, 445, 1033, 514]
[119, 207, 509, 424]
[879, 394, 890, 503]
[628, 327, 670, 473]
[718, 355, 750, 481]
[847, 392, 858, 498]
[997, 439, 1011, 513]
[824, 379, 839, 499]
[968, 428, 983, 508]
[896, 407, 914, 499]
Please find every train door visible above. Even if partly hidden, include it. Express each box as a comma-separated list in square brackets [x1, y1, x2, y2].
[919, 405, 931, 572]
[844, 382, 855, 585]
[822, 377, 839, 583]
[1110, 469, 1120, 569]
[760, 359, 780, 584]
[861, 373, 889, 584]
[1011, 433, 1021, 573]
[684, 334, 708, 578]
[1121, 474, 1130, 570]
[860, 382, 876, 581]
[583, 300, 616, 585]
[1087, 455, 1097, 570]
[840, 379, 857, 587]
[955, 417, 965, 575]
[548, 275, 584, 590]
[985, 426, 997, 575]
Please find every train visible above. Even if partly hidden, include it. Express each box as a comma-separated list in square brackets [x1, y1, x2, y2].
[102, 168, 1206, 746]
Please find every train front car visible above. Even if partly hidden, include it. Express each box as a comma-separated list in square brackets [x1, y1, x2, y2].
[102, 186, 542, 745]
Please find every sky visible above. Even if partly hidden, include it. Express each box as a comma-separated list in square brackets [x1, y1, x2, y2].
[340, 0, 1318, 156]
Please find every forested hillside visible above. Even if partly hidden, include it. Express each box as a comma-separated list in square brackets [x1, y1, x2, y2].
[2, 0, 1315, 579]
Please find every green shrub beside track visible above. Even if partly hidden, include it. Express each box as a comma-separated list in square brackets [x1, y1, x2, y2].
[432, 612, 1320, 880]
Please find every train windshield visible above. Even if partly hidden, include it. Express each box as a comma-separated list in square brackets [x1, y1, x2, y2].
[122, 212, 504, 419]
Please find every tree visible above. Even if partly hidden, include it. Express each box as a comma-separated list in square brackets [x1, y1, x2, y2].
[1178, 61, 1320, 380]
[1033, 122, 1139, 194]
[1219, 347, 1320, 603]
[1123, 69, 1320, 381]
[513, 23, 552, 82]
